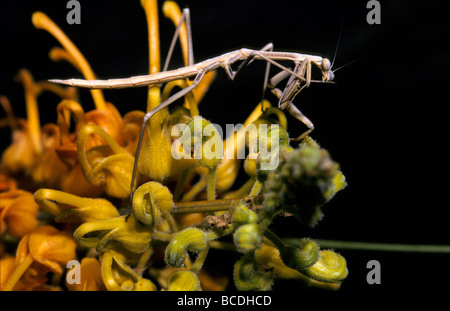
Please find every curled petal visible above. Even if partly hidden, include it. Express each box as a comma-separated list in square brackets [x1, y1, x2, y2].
[165, 227, 207, 268]
[279, 238, 319, 271]
[132, 181, 174, 227]
[233, 255, 273, 291]
[77, 124, 134, 198]
[302, 250, 348, 283]
[101, 249, 157, 291]
[34, 188, 119, 223]
[254, 244, 341, 290]
[73, 215, 152, 253]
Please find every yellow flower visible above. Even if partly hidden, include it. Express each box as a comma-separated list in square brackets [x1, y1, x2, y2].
[100, 249, 157, 291]
[132, 181, 174, 227]
[73, 214, 152, 254]
[34, 188, 119, 223]
[77, 124, 134, 199]
[254, 244, 342, 290]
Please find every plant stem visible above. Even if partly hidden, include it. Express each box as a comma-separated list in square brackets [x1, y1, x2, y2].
[264, 229, 287, 251]
[207, 168, 216, 201]
[284, 238, 450, 253]
[180, 174, 208, 202]
[190, 246, 209, 273]
[208, 240, 237, 252]
[249, 179, 263, 196]
[171, 198, 240, 214]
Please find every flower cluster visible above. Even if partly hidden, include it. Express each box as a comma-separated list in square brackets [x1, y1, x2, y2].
[1, 0, 347, 291]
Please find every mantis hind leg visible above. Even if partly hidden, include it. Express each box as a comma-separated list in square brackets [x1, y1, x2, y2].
[128, 69, 207, 206]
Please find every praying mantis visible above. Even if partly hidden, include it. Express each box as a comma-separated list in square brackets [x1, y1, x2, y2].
[49, 7, 336, 202]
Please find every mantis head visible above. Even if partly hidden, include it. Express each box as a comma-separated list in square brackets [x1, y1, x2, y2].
[321, 58, 335, 82]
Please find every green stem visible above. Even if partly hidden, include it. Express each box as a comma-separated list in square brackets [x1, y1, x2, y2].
[222, 178, 254, 199]
[263, 229, 287, 251]
[171, 198, 240, 214]
[208, 240, 237, 252]
[180, 174, 207, 202]
[284, 238, 450, 253]
[207, 168, 216, 201]
[152, 230, 176, 241]
[249, 179, 263, 197]
[190, 246, 209, 273]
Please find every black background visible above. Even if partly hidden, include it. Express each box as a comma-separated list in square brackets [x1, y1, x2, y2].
[1, 0, 449, 292]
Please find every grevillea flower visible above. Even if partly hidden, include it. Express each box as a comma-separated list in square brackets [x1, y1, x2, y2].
[0, 71, 76, 178]
[0, 0, 349, 292]
[34, 188, 119, 223]
[66, 257, 105, 291]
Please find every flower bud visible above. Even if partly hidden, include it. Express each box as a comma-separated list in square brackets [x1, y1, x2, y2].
[168, 270, 200, 291]
[233, 255, 273, 291]
[232, 202, 258, 226]
[165, 227, 207, 268]
[132, 181, 174, 227]
[186, 116, 223, 170]
[280, 238, 319, 271]
[302, 250, 348, 283]
[233, 223, 262, 254]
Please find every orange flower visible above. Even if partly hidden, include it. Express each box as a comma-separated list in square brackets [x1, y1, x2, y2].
[0, 70, 76, 178]
[0, 190, 38, 238]
[2, 225, 77, 291]
[66, 257, 106, 291]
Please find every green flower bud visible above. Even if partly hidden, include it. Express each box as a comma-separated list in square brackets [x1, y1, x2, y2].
[233, 255, 273, 291]
[186, 116, 223, 170]
[302, 250, 348, 283]
[168, 270, 200, 291]
[232, 202, 258, 226]
[280, 238, 319, 270]
[165, 227, 207, 268]
[261, 137, 346, 227]
[132, 181, 174, 227]
[233, 223, 262, 254]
